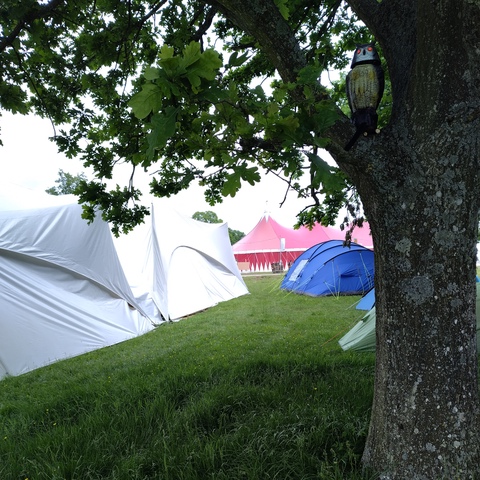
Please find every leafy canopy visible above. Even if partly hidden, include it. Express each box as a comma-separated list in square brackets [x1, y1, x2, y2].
[0, 0, 374, 234]
[192, 210, 223, 224]
[45, 169, 88, 196]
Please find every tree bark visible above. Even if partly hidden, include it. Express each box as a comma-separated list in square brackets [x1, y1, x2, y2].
[357, 129, 480, 478]
[342, 1, 480, 477]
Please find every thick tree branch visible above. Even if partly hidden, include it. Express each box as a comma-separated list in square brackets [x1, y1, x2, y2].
[346, 0, 380, 25]
[0, 0, 65, 53]
[207, 0, 305, 83]
[191, 5, 217, 45]
[138, 0, 169, 24]
[206, 0, 353, 149]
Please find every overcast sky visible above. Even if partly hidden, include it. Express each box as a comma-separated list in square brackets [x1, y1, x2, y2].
[0, 111, 323, 234]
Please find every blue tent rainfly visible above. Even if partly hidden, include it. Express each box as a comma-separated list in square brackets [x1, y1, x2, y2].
[280, 240, 374, 297]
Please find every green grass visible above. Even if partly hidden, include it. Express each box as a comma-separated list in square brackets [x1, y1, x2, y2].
[0, 275, 376, 479]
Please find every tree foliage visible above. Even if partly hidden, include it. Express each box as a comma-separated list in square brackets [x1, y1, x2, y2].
[192, 210, 223, 224]
[45, 169, 87, 196]
[0, 0, 367, 233]
[228, 228, 245, 245]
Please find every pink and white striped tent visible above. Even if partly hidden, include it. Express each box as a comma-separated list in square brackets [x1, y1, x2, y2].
[348, 222, 374, 249]
[232, 215, 373, 272]
[232, 214, 340, 271]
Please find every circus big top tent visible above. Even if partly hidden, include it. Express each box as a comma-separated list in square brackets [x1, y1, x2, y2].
[348, 222, 374, 249]
[232, 213, 344, 271]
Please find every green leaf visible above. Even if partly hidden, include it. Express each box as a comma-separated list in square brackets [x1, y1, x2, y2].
[297, 63, 322, 85]
[222, 163, 261, 197]
[313, 100, 340, 133]
[277, 114, 300, 130]
[129, 83, 164, 119]
[241, 165, 261, 186]
[274, 0, 289, 19]
[313, 136, 331, 148]
[181, 42, 202, 69]
[144, 67, 160, 81]
[252, 85, 266, 100]
[308, 152, 330, 175]
[272, 86, 288, 103]
[221, 171, 242, 197]
[267, 103, 279, 116]
[227, 51, 250, 68]
[201, 49, 223, 73]
[158, 45, 179, 75]
[184, 47, 222, 92]
[146, 106, 179, 159]
[159, 44, 175, 60]
[307, 152, 345, 193]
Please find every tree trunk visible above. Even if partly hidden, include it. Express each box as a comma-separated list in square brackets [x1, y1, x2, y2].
[353, 121, 480, 477]
[338, 2, 480, 476]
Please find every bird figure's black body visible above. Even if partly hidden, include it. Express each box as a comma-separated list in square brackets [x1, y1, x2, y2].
[345, 43, 384, 151]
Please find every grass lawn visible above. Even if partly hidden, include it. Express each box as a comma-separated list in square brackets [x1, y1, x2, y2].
[0, 275, 376, 479]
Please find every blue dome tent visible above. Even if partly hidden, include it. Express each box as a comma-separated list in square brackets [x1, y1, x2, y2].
[280, 240, 374, 296]
[356, 287, 376, 310]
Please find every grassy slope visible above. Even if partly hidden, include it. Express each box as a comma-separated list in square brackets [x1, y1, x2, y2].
[0, 275, 376, 480]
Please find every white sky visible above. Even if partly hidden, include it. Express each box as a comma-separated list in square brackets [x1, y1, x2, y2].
[0, 111, 325, 234]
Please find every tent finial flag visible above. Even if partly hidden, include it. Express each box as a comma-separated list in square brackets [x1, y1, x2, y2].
[264, 200, 270, 221]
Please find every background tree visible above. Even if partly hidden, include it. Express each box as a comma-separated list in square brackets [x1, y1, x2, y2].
[192, 210, 223, 224]
[193, 210, 245, 244]
[228, 228, 245, 245]
[45, 169, 87, 196]
[1, 1, 480, 477]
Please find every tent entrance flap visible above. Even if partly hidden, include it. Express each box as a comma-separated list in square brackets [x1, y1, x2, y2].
[288, 259, 308, 282]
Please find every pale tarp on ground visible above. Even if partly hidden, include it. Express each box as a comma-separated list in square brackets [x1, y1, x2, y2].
[339, 284, 480, 352]
[0, 184, 155, 379]
[115, 203, 249, 321]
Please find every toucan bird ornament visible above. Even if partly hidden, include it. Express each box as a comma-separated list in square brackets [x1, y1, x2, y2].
[345, 43, 384, 151]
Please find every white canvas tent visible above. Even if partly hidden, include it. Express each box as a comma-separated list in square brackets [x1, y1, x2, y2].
[0, 184, 156, 379]
[115, 203, 249, 321]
